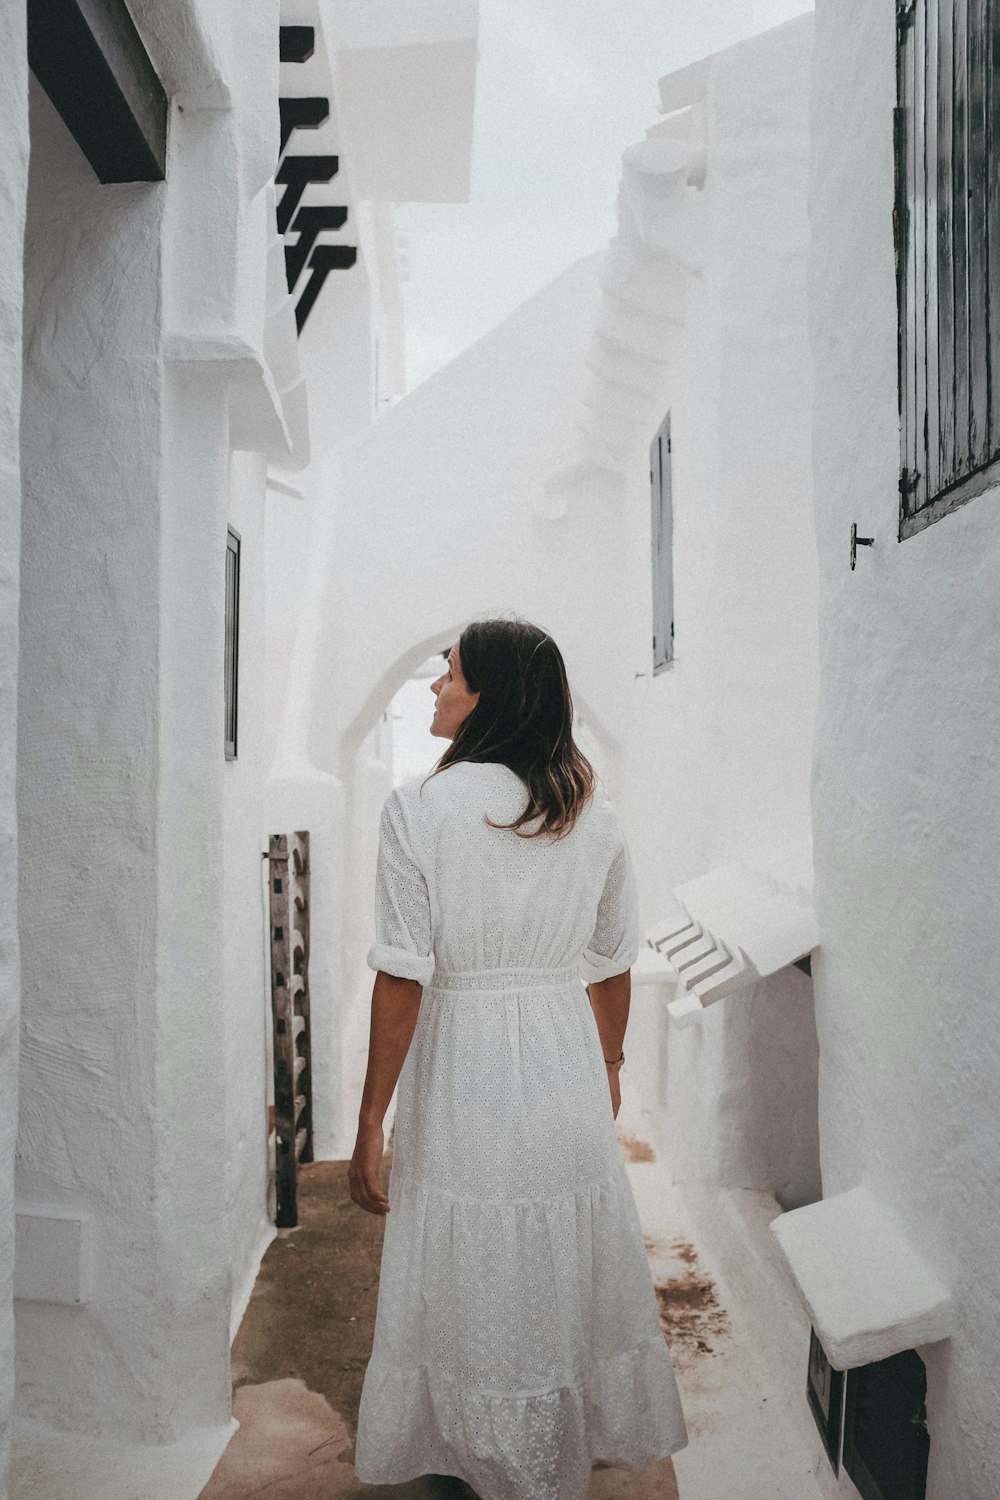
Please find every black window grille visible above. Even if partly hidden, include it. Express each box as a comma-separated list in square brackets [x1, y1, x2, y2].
[225, 527, 241, 760]
[650, 411, 674, 672]
[895, 0, 1000, 538]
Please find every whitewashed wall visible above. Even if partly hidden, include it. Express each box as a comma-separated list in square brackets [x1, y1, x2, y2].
[14, 0, 298, 1463]
[810, 3, 1000, 1494]
[643, 18, 821, 1208]
[0, 5, 28, 1495]
[224, 449, 275, 1334]
[16, 79, 170, 1439]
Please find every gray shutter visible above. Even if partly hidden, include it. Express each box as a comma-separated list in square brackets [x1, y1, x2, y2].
[897, 0, 1000, 537]
[650, 413, 674, 671]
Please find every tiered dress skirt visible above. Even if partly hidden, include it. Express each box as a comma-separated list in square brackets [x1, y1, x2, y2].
[353, 965, 688, 1500]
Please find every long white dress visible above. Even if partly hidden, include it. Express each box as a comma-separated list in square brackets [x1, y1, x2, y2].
[353, 761, 687, 1500]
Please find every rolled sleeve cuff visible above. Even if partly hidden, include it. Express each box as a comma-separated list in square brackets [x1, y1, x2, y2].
[578, 945, 638, 985]
[366, 944, 435, 985]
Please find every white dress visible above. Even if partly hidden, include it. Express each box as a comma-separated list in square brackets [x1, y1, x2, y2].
[353, 761, 687, 1500]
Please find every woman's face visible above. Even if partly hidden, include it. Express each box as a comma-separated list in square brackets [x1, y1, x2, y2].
[430, 642, 480, 739]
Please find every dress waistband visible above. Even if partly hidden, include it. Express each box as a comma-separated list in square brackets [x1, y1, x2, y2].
[429, 964, 581, 993]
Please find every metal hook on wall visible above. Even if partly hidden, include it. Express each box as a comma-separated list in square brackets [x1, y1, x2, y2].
[850, 523, 875, 571]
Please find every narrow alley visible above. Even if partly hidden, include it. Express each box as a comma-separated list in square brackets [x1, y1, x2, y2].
[1, 2, 998, 1500]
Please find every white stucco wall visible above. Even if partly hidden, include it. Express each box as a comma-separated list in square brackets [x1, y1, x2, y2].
[643, 18, 821, 1209]
[810, 3, 1000, 1494]
[0, 5, 28, 1495]
[15, 0, 295, 1452]
[16, 81, 168, 1436]
[224, 448, 276, 1328]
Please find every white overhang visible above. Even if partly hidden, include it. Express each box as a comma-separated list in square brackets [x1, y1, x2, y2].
[165, 200, 310, 471]
[648, 851, 819, 1027]
[319, 0, 479, 203]
[771, 1185, 953, 1370]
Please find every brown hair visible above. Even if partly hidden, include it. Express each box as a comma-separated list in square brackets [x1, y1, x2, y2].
[422, 617, 595, 839]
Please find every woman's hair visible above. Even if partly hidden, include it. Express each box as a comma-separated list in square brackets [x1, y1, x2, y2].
[422, 617, 596, 839]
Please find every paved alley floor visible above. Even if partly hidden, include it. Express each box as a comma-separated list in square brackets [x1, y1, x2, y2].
[198, 1147, 679, 1500]
[199, 1135, 836, 1500]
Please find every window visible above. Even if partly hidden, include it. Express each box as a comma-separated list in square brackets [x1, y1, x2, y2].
[895, 0, 1000, 539]
[843, 1348, 929, 1500]
[225, 527, 241, 760]
[650, 411, 674, 672]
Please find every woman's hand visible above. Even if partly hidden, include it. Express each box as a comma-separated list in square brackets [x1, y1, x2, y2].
[608, 1070, 622, 1120]
[349, 971, 423, 1215]
[348, 1120, 389, 1215]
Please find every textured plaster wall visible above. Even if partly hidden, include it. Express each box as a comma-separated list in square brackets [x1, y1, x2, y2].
[0, 5, 28, 1495]
[16, 81, 165, 1436]
[645, 18, 821, 1209]
[633, 15, 818, 908]
[152, 366, 236, 1437]
[154, 27, 287, 1419]
[224, 448, 274, 1327]
[810, 3, 1000, 1494]
[15, 22, 280, 1440]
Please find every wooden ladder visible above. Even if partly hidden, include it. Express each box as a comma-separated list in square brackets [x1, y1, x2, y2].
[266, 830, 313, 1228]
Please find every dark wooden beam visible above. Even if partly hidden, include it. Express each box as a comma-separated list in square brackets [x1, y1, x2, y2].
[28, 0, 167, 183]
[279, 96, 329, 155]
[280, 26, 315, 64]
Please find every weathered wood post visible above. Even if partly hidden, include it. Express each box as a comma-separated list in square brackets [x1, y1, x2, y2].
[266, 831, 314, 1227]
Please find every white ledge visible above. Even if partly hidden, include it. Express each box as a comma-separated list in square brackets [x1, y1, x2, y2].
[770, 1184, 952, 1370]
[163, 330, 297, 463]
[648, 851, 818, 1026]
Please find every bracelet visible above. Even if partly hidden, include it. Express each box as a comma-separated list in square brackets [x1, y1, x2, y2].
[604, 1050, 624, 1074]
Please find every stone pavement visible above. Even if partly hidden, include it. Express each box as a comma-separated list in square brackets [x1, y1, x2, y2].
[198, 1151, 680, 1500]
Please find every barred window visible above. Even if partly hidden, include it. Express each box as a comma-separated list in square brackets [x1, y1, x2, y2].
[895, 0, 999, 539]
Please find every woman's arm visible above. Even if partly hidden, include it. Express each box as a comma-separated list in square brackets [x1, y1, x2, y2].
[348, 970, 423, 1215]
[588, 969, 630, 1120]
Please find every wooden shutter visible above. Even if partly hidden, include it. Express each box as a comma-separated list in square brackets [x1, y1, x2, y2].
[651, 413, 674, 672]
[896, 0, 1000, 537]
[225, 528, 240, 760]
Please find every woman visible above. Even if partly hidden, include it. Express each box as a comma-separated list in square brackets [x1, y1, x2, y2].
[349, 618, 687, 1500]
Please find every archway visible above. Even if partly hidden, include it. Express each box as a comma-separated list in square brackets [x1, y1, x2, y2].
[332, 629, 622, 1157]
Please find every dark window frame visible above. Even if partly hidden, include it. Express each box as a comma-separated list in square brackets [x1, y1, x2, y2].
[895, 0, 1000, 540]
[807, 1326, 846, 1473]
[650, 411, 675, 674]
[225, 527, 241, 761]
[842, 1348, 929, 1500]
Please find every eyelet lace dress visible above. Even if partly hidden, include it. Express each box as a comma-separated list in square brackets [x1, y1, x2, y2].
[353, 761, 687, 1500]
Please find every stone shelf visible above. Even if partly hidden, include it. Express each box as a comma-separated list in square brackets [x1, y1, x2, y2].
[770, 1183, 952, 1369]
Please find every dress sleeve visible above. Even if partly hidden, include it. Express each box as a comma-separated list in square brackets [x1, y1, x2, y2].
[579, 832, 641, 984]
[366, 787, 435, 985]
